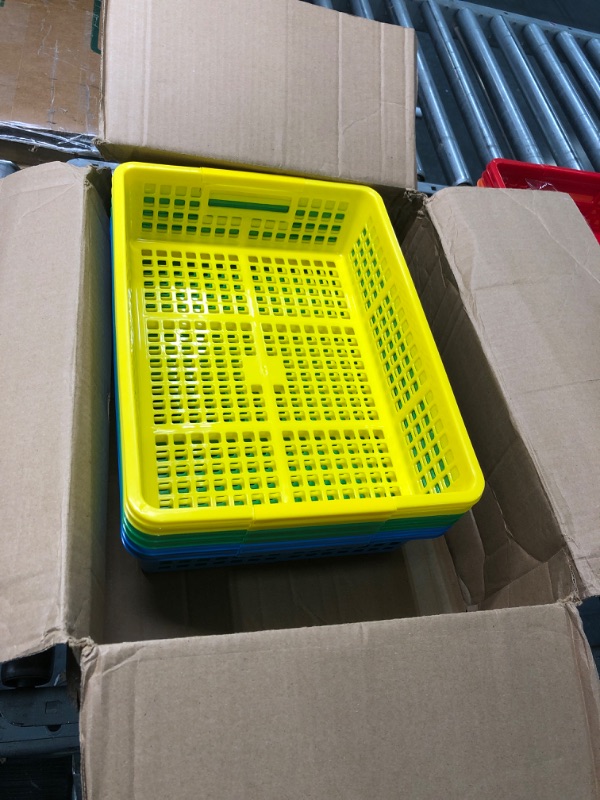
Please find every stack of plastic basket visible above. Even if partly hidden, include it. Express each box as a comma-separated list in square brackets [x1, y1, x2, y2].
[479, 158, 600, 245]
[112, 163, 484, 571]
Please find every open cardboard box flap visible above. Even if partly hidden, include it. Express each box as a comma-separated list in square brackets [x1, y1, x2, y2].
[98, 0, 417, 190]
[80, 604, 600, 800]
[0, 162, 111, 662]
[400, 188, 600, 607]
[1, 165, 600, 798]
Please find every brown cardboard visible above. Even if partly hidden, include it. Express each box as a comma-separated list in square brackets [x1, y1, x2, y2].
[2, 168, 600, 798]
[98, 0, 417, 189]
[0, 162, 111, 663]
[0, 0, 100, 151]
[80, 603, 600, 800]
[401, 188, 600, 607]
[77, 185, 599, 798]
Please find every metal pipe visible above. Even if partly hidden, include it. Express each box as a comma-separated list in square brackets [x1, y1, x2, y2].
[587, 38, 600, 73]
[350, 0, 471, 186]
[312, 0, 334, 7]
[388, 0, 472, 185]
[416, 151, 425, 181]
[349, 0, 375, 20]
[491, 15, 581, 169]
[556, 31, 600, 117]
[524, 24, 600, 171]
[0, 160, 19, 179]
[456, 8, 543, 163]
[422, 0, 502, 167]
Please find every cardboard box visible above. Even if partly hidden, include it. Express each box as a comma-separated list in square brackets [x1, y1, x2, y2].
[1, 164, 599, 798]
[398, 188, 600, 606]
[81, 604, 600, 800]
[0, 0, 101, 162]
[98, 0, 417, 191]
[0, 162, 111, 661]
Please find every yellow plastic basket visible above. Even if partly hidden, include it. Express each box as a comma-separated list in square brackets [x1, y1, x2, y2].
[112, 163, 483, 537]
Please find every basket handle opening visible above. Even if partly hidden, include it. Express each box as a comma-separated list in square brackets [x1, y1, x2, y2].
[208, 198, 290, 213]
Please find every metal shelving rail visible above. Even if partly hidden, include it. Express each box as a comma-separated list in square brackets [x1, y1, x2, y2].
[308, 0, 600, 191]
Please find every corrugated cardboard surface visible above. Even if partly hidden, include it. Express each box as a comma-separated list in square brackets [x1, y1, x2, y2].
[402, 188, 600, 607]
[2, 169, 599, 799]
[80, 603, 600, 800]
[0, 162, 111, 662]
[0, 0, 100, 134]
[99, 0, 416, 189]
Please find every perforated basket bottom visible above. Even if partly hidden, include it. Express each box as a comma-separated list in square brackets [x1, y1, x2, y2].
[131, 238, 458, 528]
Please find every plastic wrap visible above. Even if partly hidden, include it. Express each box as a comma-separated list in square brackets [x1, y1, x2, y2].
[0, 121, 99, 158]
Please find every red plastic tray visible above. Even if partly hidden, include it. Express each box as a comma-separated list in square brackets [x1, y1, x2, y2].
[479, 159, 600, 244]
